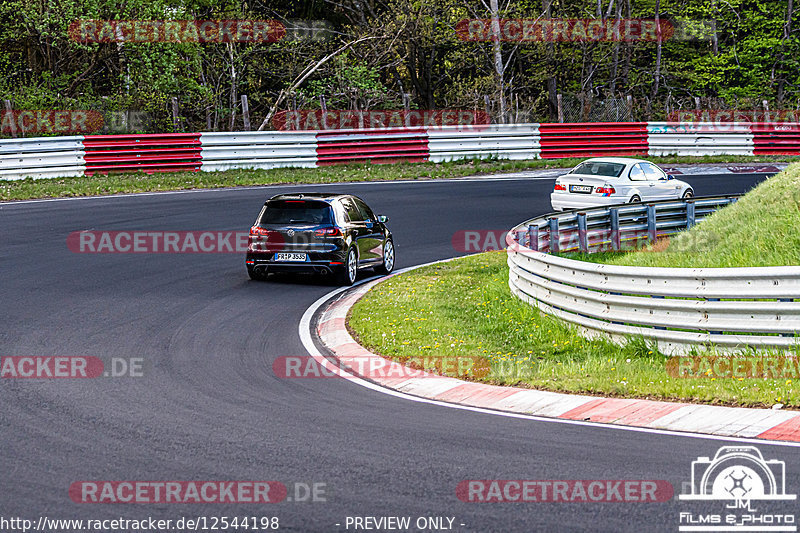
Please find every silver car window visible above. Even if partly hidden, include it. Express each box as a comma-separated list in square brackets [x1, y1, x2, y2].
[641, 162, 665, 181]
[628, 164, 646, 181]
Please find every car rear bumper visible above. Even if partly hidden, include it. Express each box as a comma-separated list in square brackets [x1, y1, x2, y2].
[550, 192, 629, 212]
[246, 250, 347, 275]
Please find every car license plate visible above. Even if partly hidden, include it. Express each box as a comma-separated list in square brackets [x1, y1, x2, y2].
[274, 252, 308, 262]
[570, 185, 593, 193]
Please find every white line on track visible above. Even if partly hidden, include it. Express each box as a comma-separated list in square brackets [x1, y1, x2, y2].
[299, 259, 800, 448]
[0, 167, 772, 207]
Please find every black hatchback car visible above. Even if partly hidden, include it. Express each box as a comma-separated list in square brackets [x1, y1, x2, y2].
[245, 193, 394, 285]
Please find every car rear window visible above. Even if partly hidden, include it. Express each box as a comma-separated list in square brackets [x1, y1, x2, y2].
[260, 200, 333, 224]
[569, 162, 625, 177]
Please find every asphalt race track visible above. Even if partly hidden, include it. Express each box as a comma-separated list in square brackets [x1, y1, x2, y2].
[3, 172, 798, 533]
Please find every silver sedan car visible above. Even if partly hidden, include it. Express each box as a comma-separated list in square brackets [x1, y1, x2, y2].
[550, 157, 693, 211]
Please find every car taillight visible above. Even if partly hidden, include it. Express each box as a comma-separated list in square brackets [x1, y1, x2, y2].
[250, 225, 269, 236]
[554, 183, 566, 191]
[595, 186, 616, 196]
[314, 227, 342, 237]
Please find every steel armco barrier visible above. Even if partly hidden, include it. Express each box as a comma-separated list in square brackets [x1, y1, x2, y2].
[506, 196, 800, 354]
[0, 136, 85, 180]
[427, 123, 540, 161]
[199, 131, 318, 171]
[83, 133, 202, 175]
[2, 121, 800, 179]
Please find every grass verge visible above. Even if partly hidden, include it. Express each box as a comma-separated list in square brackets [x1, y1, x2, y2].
[349, 252, 798, 408]
[598, 162, 800, 268]
[1, 154, 795, 202]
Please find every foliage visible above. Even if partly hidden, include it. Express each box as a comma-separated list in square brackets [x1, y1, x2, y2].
[1, 0, 799, 132]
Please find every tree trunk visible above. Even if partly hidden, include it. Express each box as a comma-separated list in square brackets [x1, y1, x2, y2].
[621, 0, 633, 91]
[647, 0, 662, 119]
[490, 0, 507, 124]
[778, 0, 794, 102]
[543, 0, 558, 120]
[228, 43, 237, 131]
[609, 1, 622, 94]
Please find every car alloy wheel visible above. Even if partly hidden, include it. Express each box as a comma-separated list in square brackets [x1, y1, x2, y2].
[377, 239, 394, 275]
[346, 248, 357, 283]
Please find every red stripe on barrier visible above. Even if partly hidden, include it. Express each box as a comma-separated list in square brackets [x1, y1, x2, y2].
[83, 133, 202, 175]
[315, 128, 429, 165]
[750, 122, 800, 155]
[538, 122, 648, 159]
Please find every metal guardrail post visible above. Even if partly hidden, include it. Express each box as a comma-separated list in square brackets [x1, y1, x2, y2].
[548, 217, 560, 254]
[527, 224, 538, 251]
[577, 213, 588, 253]
[646, 205, 657, 244]
[609, 208, 620, 252]
[686, 200, 695, 229]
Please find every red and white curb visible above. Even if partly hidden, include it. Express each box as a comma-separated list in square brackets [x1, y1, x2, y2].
[313, 273, 800, 444]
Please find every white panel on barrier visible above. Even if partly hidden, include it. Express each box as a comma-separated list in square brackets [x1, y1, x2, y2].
[199, 131, 318, 171]
[427, 123, 541, 162]
[646, 122, 754, 157]
[0, 136, 86, 180]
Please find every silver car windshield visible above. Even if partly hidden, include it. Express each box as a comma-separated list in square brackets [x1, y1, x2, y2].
[569, 162, 626, 177]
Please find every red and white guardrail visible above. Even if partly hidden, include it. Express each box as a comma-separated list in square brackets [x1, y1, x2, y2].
[1, 122, 797, 180]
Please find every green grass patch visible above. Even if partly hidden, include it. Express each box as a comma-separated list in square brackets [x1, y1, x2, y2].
[1, 154, 795, 202]
[349, 252, 799, 408]
[600, 162, 800, 268]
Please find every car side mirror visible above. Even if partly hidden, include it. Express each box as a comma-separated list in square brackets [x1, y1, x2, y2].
[666, 175, 674, 180]
[377, 215, 388, 223]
